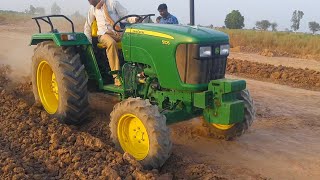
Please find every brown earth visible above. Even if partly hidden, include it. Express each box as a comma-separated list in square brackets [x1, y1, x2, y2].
[229, 52, 320, 72]
[231, 46, 320, 61]
[227, 58, 320, 91]
[1, 23, 320, 179]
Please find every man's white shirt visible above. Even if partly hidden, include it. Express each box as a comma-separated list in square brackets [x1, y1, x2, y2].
[84, 0, 129, 43]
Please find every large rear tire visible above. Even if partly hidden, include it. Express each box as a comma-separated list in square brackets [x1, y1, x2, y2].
[32, 41, 89, 125]
[202, 89, 256, 140]
[110, 98, 172, 169]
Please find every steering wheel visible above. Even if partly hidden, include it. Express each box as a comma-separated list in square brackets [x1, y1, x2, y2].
[139, 14, 156, 23]
[113, 14, 142, 32]
[113, 14, 156, 32]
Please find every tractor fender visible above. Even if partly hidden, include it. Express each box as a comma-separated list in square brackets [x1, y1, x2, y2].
[30, 33, 90, 46]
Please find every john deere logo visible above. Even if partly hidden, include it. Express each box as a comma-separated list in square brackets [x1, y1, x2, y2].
[215, 47, 220, 55]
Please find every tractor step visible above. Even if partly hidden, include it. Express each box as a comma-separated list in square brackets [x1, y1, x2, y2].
[103, 85, 124, 94]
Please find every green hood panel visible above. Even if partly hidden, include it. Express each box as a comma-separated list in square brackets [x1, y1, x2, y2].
[130, 24, 229, 43]
[123, 24, 230, 91]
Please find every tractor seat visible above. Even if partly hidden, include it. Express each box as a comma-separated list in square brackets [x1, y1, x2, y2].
[97, 42, 122, 49]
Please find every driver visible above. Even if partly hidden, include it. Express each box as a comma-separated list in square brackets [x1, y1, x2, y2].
[84, 0, 132, 86]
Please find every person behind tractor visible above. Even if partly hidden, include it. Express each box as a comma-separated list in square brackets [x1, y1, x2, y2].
[157, 4, 179, 24]
[84, 0, 133, 86]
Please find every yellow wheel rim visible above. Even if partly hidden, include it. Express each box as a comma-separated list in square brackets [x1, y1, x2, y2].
[212, 123, 235, 130]
[37, 61, 59, 114]
[117, 114, 150, 160]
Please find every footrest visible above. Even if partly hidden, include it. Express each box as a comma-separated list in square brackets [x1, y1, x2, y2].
[103, 85, 124, 94]
[109, 70, 121, 76]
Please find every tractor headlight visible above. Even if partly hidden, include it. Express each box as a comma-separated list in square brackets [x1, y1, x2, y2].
[199, 46, 212, 57]
[220, 44, 230, 56]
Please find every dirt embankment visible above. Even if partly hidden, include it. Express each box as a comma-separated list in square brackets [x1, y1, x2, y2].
[227, 58, 320, 91]
[231, 46, 316, 60]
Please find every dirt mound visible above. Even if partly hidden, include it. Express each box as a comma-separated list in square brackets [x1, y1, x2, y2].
[230, 46, 319, 60]
[227, 58, 320, 91]
[258, 49, 290, 58]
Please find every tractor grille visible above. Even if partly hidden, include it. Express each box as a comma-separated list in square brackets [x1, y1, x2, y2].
[198, 56, 227, 82]
[176, 44, 227, 84]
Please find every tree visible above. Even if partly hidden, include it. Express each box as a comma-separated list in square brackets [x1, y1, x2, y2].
[271, 22, 278, 31]
[70, 11, 85, 21]
[255, 20, 271, 31]
[51, 2, 61, 14]
[25, 5, 36, 15]
[291, 10, 304, 32]
[224, 10, 245, 29]
[71, 11, 81, 18]
[309, 21, 320, 34]
[35, 7, 46, 15]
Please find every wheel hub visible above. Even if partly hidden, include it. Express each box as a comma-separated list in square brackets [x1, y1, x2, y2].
[212, 123, 235, 130]
[117, 114, 150, 160]
[37, 61, 59, 114]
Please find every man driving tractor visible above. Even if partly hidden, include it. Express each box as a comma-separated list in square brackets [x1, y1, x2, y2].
[84, 0, 132, 86]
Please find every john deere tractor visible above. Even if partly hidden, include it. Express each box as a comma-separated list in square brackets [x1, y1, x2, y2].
[30, 14, 255, 169]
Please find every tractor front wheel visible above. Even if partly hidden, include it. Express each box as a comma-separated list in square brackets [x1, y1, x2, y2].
[202, 89, 256, 140]
[32, 41, 89, 125]
[110, 98, 172, 169]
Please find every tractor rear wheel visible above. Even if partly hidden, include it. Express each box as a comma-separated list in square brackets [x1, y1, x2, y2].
[32, 41, 89, 125]
[110, 98, 172, 169]
[202, 89, 255, 140]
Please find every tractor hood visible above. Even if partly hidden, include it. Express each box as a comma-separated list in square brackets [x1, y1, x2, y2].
[129, 23, 229, 44]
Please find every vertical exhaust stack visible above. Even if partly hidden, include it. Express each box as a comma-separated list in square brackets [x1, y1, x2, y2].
[190, 0, 195, 25]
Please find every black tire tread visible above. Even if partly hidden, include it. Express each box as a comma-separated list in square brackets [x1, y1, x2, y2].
[32, 41, 89, 125]
[110, 97, 172, 169]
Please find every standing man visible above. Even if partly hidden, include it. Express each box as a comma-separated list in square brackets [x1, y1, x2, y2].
[84, 0, 130, 86]
[157, 4, 179, 24]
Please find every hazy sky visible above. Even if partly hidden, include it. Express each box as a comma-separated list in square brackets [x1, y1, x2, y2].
[0, 0, 318, 32]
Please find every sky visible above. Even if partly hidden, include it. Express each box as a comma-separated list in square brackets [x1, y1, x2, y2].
[0, 0, 318, 32]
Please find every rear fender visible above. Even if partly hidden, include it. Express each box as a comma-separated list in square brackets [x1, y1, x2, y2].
[30, 33, 90, 46]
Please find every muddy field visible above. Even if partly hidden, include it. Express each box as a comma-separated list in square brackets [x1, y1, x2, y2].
[0, 23, 320, 179]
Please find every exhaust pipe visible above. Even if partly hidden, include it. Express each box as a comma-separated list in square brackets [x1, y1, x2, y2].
[190, 0, 195, 25]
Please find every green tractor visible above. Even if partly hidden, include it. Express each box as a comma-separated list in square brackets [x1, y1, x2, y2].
[30, 14, 255, 169]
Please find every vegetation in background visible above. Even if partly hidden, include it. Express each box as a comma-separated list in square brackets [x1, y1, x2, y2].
[271, 23, 278, 32]
[256, 20, 271, 31]
[255, 20, 278, 31]
[51, 2, 62, 15]
[220, 28, 320, 60]
[309, 21, 320, 34]
[0, 10, 33, 24]
[291, 10, 304, 32]
[224, 10, 245, 29]
[25, 5, 46, 15]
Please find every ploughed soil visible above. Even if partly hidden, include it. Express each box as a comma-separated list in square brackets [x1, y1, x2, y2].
[1, 24, 320, 179]
[231, 46, 320, 61]
[227, 58, 320, 91]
